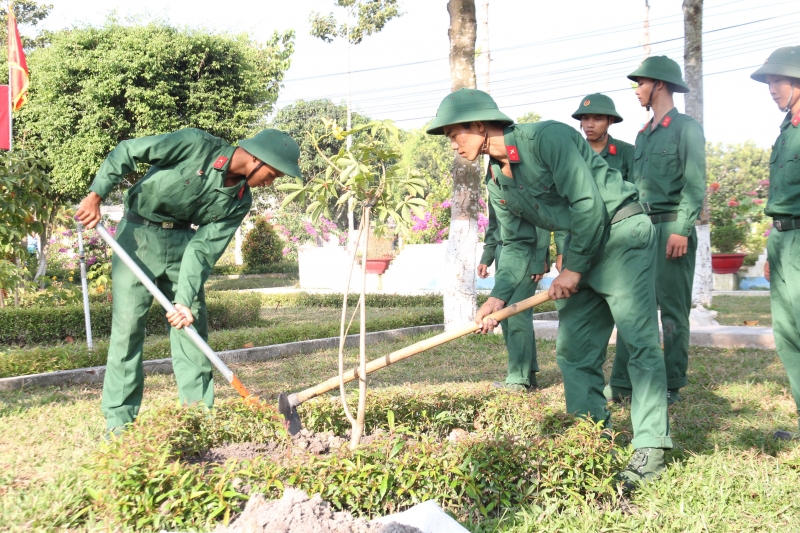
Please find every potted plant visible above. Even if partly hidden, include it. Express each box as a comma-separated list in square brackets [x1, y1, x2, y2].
[708, 181, 758, 274]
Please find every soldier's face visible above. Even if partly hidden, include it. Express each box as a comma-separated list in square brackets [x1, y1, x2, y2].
[765, 75, 798, 110]
[246, 161, 284, 188]
[634, 78, 655, 107]
[443, 122, 484, 161]
[581, 115, 612, 141]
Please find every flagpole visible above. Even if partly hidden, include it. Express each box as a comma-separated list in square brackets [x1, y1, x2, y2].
[7, 1, 12, 151]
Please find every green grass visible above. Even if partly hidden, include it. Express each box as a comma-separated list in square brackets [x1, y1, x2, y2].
[204, 275, 297, 291]
[1, 330, 798, 531]
[710, 295, 772, 326]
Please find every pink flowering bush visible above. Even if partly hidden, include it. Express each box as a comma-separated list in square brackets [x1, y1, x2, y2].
[405, 195, 490, 245]
[269, 210, 345, 260]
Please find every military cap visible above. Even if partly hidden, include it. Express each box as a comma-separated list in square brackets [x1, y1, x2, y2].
[627, 55, 690, 93]
[426, 88, 513, 135]
[238, 129, 302, 177]
[571, 93, 624, 123]
[751, 46, 800, 83]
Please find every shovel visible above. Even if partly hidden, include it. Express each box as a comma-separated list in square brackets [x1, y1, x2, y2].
[278, 290, 552, 435]
[94, 222, 259, 404]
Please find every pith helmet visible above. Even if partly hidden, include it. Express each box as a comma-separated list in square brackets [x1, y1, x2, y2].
[426, 88, 513, 135]
[751, 46, 800, 83]
[627, 56, 690, 93]
[238, 129, 302, 177]
[571, 93, 624, 123]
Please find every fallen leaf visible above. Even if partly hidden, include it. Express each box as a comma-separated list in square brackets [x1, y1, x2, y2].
[65, 336, 74, 344]
[743, 320, 759, 326]
[242, 342, 254, 349]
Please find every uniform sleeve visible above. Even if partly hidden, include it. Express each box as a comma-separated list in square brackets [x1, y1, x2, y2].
[538, 128, 608, 273]
[676, 121, 706, 237]
[532, 228, 552, 274]
[88, 129, 204, 199]
[174, 203, 249, 307]
[488, 194, 540, 303]
[553, 229, 568, 255]
[622, 144, 635, 182]
[480, 195, 500, 267]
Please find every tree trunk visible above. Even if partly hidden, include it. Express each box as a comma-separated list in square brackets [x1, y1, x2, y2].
[683, 0, 712, 306]
[478, 0, 490, 93]
[445, 0, 481, 330]
[234, 226, 243, 265]
[34, 207, 59, 287]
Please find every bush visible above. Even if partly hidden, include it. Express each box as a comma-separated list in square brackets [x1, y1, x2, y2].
[81, 392, 619, 531]
[211, 261, 299, 276]
[0, 292, 262, 346]
[243, 217, 283, 267]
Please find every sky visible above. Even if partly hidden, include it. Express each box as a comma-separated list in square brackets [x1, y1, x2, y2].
[35, 0, 800, 148]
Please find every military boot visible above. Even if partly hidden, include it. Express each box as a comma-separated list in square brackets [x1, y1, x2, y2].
[491, 382, 531, 393]
[604, 384, 632, 403]
[774, 430, 800, 441]
[667, 389, 683, 406]
[615, 447, 666, 492]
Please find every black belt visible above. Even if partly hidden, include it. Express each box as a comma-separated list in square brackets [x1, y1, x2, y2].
[124, 211, 191, 230]
[773, 217, 800, 232]
[610, 202, 644, 225]
[648, 212, 679, 224]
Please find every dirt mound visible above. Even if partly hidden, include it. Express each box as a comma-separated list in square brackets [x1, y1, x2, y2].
[215, 488, 421, 533]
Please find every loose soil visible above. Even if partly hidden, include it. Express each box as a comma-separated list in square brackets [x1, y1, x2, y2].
[215, 488, 422, 533]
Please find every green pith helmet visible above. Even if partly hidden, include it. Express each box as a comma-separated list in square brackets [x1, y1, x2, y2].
[627, 55, 690, 93]
[238, 129, 302, 177]
[751, 46, 800, 83]
[571, 93, 624, 123]
[426, 88, 514, 135]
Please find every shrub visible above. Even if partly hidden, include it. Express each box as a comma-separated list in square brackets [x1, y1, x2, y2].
[0, 292, 262, 346]
[243, 217, 283, 267]
[211, 262, 299, 276]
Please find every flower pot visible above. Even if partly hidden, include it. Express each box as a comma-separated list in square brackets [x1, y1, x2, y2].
[711, 253, 747, 275]
[365, 258, 392, 275]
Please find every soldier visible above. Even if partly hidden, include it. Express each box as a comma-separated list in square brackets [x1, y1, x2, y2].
[427, 89, 672, 489]
[608, 56, 706, 405]
[75, 128, 302, 436]
[571, 93, 634, 181]
[751, 46, 800, 441]
[478, 177, 551, 392]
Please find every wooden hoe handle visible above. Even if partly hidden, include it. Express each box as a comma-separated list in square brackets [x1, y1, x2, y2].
[294, 291, 552, 405]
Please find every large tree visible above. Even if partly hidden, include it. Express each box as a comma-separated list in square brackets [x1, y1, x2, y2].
[443, 0, 482, 330]
[15, 20, 294, 277]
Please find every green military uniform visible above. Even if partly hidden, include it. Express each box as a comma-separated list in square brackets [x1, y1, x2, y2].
[480, 174, 551, 388]
[610, 57, 706, 398]
[427, 90, 672, 455]
[89, 128, 301, 430]
[751, 46, 800, 439]
[571, 93, 635, 181]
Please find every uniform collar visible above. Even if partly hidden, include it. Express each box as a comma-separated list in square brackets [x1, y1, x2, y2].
[598, 135, 615, 158]
[640, 107, 678, 136]
[217, 180, 247, 197]
[780, 109, 800, 130]
[487, 126, 519, 187]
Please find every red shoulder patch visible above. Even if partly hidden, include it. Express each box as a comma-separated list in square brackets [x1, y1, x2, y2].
[608, 144, 617, 155]
[792, 111, 800, 127]
[506, 146, 520, 163]
[213, 156, 229, 170]
[661, 115, 672, 128]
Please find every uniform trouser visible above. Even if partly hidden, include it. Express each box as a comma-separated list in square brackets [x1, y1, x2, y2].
[611, 221, 697, 391]
[556, 214, 672, 449]
[495, 245, 539, 387]
[768, 229, 800, 431]
[101, 219, 213, 429]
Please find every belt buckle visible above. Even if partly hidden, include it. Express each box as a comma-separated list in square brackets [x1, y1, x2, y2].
[775, 220, 783, 231]
[162, 222, 174, 229]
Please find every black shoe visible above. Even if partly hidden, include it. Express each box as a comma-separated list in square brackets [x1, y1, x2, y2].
[667, 389, 683, 406]
[774, 429, 800, 441]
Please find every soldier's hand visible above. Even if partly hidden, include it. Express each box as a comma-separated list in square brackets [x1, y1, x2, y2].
[167, 303, 194, 330]
[548, 268, 581, 300]
[556, 254, 563, 272]
[75, 192, 103, 229]
[666, 234, 688, 259]
[531, 273, 544, 283]
[477, 264, 490, 279]
[765, 259, 770, 282]
[475, 296, 506, 334]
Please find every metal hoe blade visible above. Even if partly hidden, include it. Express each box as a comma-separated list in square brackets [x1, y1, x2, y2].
[278, 393, 303, 435]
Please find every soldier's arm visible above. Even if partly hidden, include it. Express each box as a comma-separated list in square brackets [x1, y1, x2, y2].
[480, 195, 500, 268]
[174, 203, 249, 308]
[675, 120, 706, 236]
[88, 129, 204, 199]
[539, 127, 607, 274]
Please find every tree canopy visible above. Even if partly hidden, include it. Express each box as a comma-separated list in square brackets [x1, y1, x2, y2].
[15, 20, 295, 200]
[309, 0, 403, 45]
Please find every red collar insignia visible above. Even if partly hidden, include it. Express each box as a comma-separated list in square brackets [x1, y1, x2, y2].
[792, 111, 800, 127]
[213, 156, 229, 170]
[506, 146, 520, 163]
[661, 115, 672, 128]
[608, 144, 617, 155]
[238, 183, 247, 200]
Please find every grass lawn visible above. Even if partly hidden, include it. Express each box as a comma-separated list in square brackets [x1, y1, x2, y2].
[204, 275, 298, 291]
[1, 329, 798, 531]
[710, 295, 772, 326]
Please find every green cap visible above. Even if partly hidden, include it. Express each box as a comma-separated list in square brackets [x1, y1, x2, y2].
[238, 129, 302, 177]
[426, 88, 513, 135]
[750, 46, 800, 83]
[627, 55, 690, 93]
[571, 93, 624, 123]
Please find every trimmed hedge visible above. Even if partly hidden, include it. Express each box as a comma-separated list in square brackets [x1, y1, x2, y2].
[211, 262, 299, 276]
[0, 292, 262, 346]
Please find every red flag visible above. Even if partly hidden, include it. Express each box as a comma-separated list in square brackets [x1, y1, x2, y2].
[0, 85, 9, 150]
[7, 9, 28, 111]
